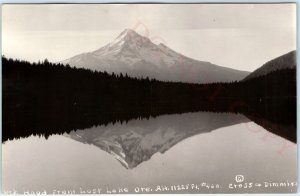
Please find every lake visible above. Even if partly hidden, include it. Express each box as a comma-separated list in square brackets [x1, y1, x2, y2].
[2, 112, 297, 194]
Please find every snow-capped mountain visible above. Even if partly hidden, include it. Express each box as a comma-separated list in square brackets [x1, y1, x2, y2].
[65, 112, 249, 169]
[61, 29, 249, 83]
[243, 50, 296, 81]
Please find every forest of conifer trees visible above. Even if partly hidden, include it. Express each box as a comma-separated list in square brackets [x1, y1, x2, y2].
[2, 56, 296, 142]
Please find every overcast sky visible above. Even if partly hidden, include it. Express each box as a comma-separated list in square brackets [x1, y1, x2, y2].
[2, 4, 296, 71]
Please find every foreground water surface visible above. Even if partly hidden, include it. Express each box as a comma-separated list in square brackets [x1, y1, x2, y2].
[2, 112, 297, 194]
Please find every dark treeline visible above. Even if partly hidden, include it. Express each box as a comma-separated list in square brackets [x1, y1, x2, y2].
[2, 57, 296, 143]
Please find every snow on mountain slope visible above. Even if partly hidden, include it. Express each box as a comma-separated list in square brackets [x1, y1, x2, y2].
[61, 29, 249, 83]
[243, 50, 296, 81]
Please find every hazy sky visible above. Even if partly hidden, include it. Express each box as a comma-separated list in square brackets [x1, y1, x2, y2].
[2, 4, 296, 71]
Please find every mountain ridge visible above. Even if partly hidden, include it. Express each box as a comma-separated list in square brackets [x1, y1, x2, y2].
[243, 50, 296, 81]
[61, 29, 249, 83]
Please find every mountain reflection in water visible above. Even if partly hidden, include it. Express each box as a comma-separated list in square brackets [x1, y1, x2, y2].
[65, 112, 249, 169]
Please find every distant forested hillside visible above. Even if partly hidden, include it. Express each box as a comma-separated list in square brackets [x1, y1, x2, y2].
[243, 50, 296, 81]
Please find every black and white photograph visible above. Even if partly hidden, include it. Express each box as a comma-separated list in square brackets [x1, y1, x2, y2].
[1, 3, 297, 194]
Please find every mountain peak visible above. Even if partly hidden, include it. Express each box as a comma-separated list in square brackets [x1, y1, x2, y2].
[116, 28, 149, 42]
[104, 28, 151, 50]
[117, 28, 139, 39]
[91, 28, 153, 59]
[123, 28, 137, 34]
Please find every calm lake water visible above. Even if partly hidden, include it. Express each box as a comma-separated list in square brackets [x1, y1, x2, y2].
[2, 112, 297, 194]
